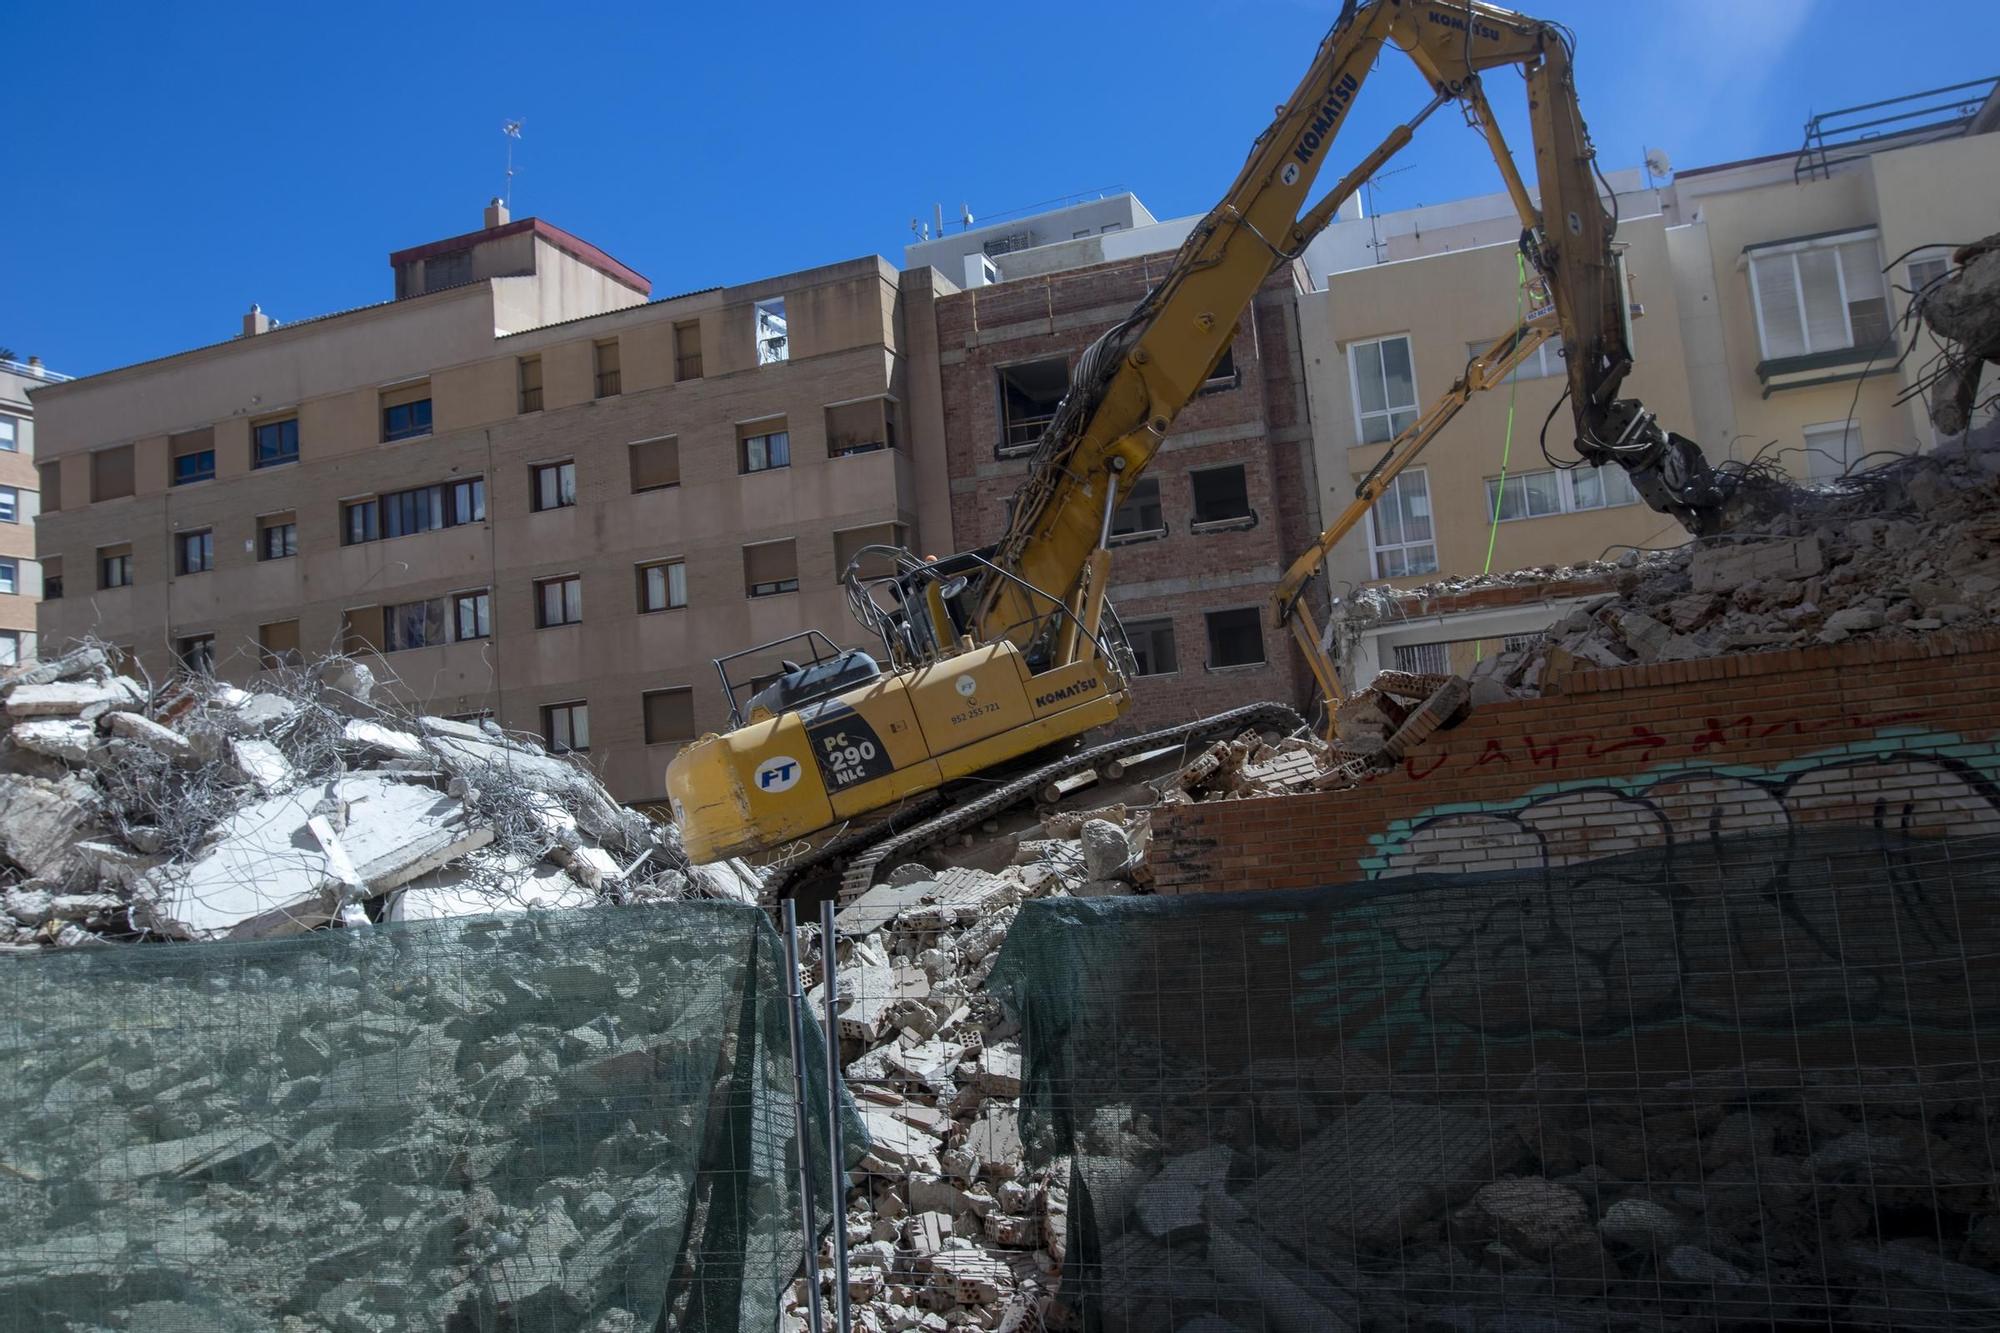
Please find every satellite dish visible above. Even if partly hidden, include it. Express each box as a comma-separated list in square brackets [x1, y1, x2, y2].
[1644, 148, 1673, 180]
[960, 203, 976, 228]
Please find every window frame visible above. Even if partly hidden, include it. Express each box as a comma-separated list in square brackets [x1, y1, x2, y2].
[518, 356, 543, 414]
[1188, 463, 1255, 530]
[638, 559, 688, 613]
[542, 700, 590, 754]
[738, 426, 791, 475]
[380, 596, 450, 653]
[252, 417, 300, 469]
[594, 339, 622, 398]
[1348, 333, 1420, 445]
[0, 558, 16, 596]
[629, 435, 681, 493]
[995, 356, 1069, 457]
[0, 485, 15, 524]
[1482, 467, 1641, 523]
[176, 528, 214, 576]
[1203, 606, 1267, 671]
[1802, 420, 1864, 483]
[535, 574, 584, 628]
[341, 477, 484, 546]
[755, 298, 789, 365]
[258, 516, 298, 561]
[0, 415, 19, 453]
[453, 588, 492, 641]
[673, 321, 704, 382]
[531, 460, 577, 512]
[1109, 477, 1166, 545]
[0, 630, 19, 667]
[743, 538, 800, 599]
[1368, 469, 1439, 579]
[1393, 641, 1452, 675]
[176, 633, 217, 677]
[381, 395, 434, 443]
[1466, 334, 1565, 381]
[642, 687, 697, 746]
[1746, 229, 1890, 363]
[1124, 617, 1179, 677]
[99, 547, 134, 590]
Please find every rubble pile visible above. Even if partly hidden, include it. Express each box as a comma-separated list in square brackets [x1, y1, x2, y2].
[1058, 1062, 2000, 1328]
[1919, 232, 2000, 438]
[0, 646, 743, 951]
[783, 814, 1149, 1332]
[1452, 441, 2000, 698]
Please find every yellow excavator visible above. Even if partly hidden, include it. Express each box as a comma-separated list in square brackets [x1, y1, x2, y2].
[668, 0, 1730, 899]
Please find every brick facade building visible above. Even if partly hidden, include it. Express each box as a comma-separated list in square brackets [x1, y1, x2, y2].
[932, 256, 1324, 734]
[1149, 631, 2000, 892]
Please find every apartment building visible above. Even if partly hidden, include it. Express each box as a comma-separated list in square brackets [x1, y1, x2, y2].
[929, 255, 1322, 732]
[33, 202, 951, 803]
[1, 355, 66, 665]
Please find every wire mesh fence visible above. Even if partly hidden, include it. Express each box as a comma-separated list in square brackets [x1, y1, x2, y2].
[988, 828, 2000, 1331]
[0, 901, 858, 1332]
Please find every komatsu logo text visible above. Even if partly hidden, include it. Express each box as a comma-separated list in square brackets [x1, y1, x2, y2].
[1291, 72, 1360, 167]
[1034, 678, 1099, 709]
[1426, 10, 1502, 42]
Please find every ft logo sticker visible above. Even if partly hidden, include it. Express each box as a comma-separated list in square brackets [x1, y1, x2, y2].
[754, 755, 802, 794]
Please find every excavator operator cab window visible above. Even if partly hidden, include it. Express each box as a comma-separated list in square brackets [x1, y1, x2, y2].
[745, 649, 881, 723]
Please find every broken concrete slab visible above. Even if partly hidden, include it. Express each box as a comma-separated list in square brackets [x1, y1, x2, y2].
[4, 680, 140, 717]
[10, 718, 98, 764]
[340, 719, 426, 761]
[0, 773, 94, 876]
[229, 737, 293, 794]
[105, 710, 194, 758]
[1690, 535, 1823, 593]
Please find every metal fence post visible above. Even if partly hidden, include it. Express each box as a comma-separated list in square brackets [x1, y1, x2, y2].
[780, 900, 825, 1333]
[821, 898, 854, 1332]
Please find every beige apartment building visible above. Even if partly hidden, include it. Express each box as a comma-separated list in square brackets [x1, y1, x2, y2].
[33, 203, 951, 803]
[1, 356, 68, 665]
[1296, 78, 2000, 682]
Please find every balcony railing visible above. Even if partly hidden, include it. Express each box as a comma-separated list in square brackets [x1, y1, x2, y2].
[1795, 76, 1999, 181]
[676, 353, 704, 381]
[0, 358, 72, 383]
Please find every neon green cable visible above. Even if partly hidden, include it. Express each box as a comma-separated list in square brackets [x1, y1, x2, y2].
[1474, 253, 1529, 663]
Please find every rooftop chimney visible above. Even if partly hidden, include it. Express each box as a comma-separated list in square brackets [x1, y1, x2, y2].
[26, 356, 41, 370]
[485, 197, 510, 229]
[242, 304, 271, 337]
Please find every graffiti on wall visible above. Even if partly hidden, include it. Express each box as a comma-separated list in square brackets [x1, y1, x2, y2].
[1364, 729, 2000, 878]
[1304, 730, 2000, 1056]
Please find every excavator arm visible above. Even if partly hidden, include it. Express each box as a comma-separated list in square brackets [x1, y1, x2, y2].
[971, 0, 1728, 689]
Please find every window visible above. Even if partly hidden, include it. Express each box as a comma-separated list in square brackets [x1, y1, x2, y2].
[342, 478, 484, 545]
[1369, 470, 1437, 577]
[755, 298, 789, 364]
[1190, 465, 1253, 527]
[259, 620, 302, 671]
[381, 384, 433, 442]
[1803, 421, 1863, 483]
[454, 589, 491, 641]
[382, 598, 448, 652]
[1748, 232, 1889, 362]
[1485, 470, 1563, 522]
[1201, 343, 1239, 392]
[423, 248, 472, 291]
[1394, 641, 1452, 675]
[536, 574, 583, 627]
[42, 556, 61, 601]
[997, 358, 1067, 454]
[0, 632, 18, 667]
[674, 321, 704, 381]
[638, 560, 688, 612]
[0, 486, 15, 523]
[1351, 334, 1418, 444]
[826, 398, 898, 457]
[1466, 334, 1565, 381]
[342, 607, 380, 656]
[0, 559, 15, 595]
[518, 357, 543, 414]
[171, 429, 215, 486]
[630, 436, 680, 492]
[1569, 465, 1639, 511]
[176, 528, 213, 575]
[532, 461, 577, 512]
[1908, 254, 1951, 300]
[0, 416, 16, 452]
[543, 701, 589, 754]
[744, 539, 799, 597]
[98, 544, 134, 590]
[739, 424, 791, 474]
[176, 634, 216, 676]
[643, 688, 696, 745]
[253, 418, 299, 469]
[594, 340, 622, 398]
[38, 462, 59, 512]
[834, 523, 908, 580]
[91, 445, 135, 502]
[1126, 618, 1178, 676]
[258, 513, 298, 561]
[1110, 478, 1165, 542]
[1204, 607, 1266, 669]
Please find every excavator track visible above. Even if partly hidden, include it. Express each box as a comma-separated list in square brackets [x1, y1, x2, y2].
[795, 701, 1308, 903]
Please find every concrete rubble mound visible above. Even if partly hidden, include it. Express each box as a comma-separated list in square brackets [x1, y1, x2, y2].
[0, 646, 735, 951]
[1426, 438, 2000, 699]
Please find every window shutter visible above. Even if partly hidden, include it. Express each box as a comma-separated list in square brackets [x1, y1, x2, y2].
[91, 446, 135, 502]
[744, 540, 797, 587]
[629, 437, 680, 491]
[1753, 254, 1806, 358]
[644, 689, 696, 744]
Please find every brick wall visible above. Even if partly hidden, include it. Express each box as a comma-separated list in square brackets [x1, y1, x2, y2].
[1151, 632, 2000, 892]
[934, 257, 1320, 734]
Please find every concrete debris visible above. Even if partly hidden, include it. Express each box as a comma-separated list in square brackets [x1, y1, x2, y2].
[1373, 447, 2000, 697]
[0, 645, 703, 950]
[1919, 233, 2000, 437]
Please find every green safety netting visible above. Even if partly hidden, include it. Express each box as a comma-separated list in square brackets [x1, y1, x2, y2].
[0, 902, 860, 1332]
[990, 828, 2000, 1331]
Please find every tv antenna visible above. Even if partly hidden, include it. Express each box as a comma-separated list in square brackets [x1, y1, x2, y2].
[502, 119, 524, 208]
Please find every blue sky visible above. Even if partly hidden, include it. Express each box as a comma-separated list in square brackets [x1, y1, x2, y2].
[8, 0, 1990, 377]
